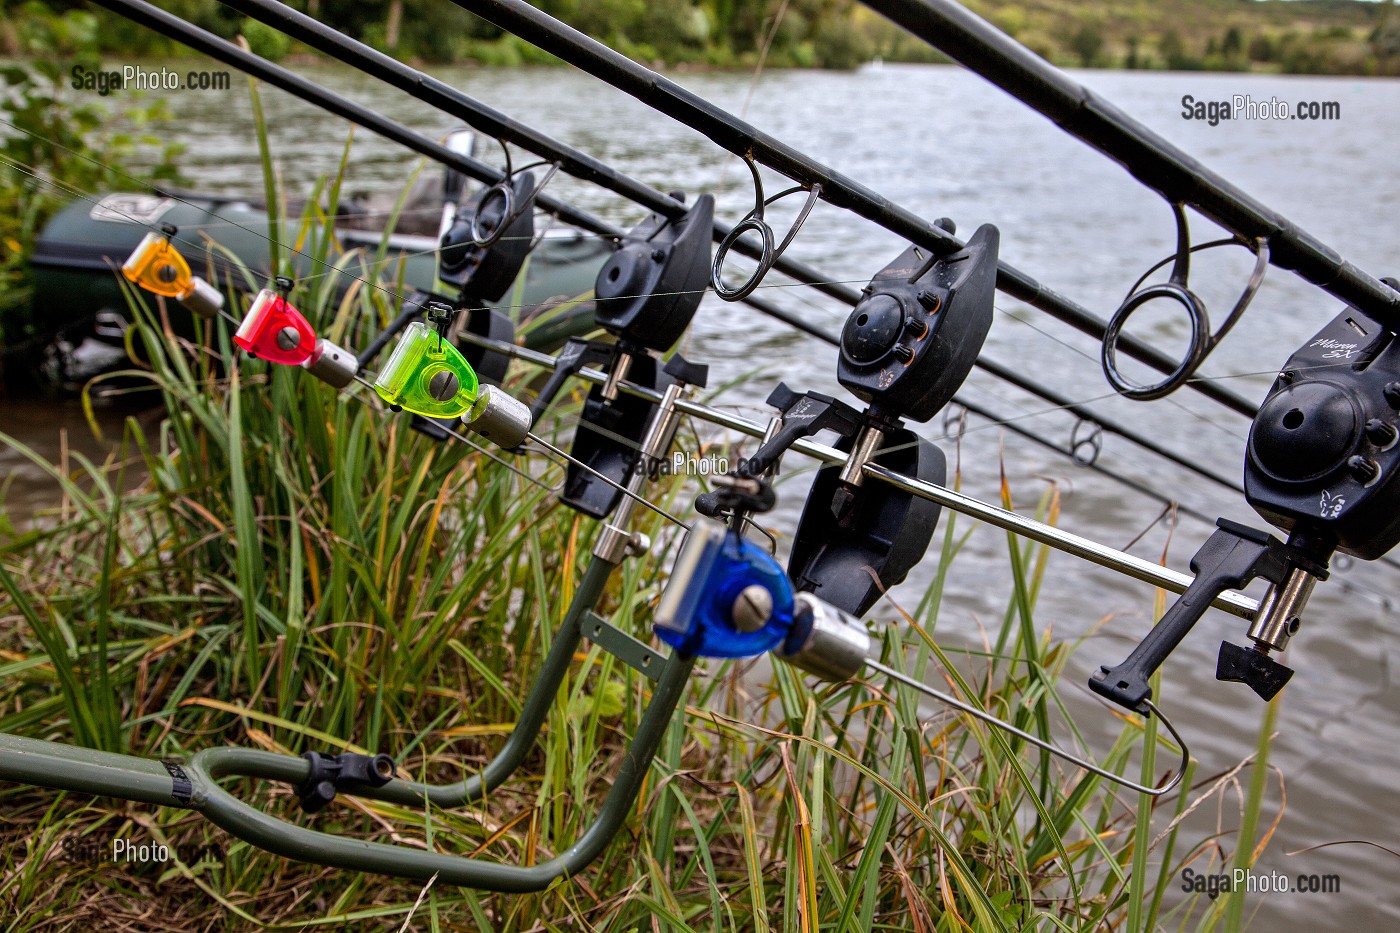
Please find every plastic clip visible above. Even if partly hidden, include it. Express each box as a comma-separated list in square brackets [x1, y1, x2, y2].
[233, 280, 317, 365]
[654, 519, 795, 659]
[372, 319, 480, 418]
[121, 228, 223, 319]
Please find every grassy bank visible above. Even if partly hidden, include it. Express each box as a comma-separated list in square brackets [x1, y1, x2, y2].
[0, 78, 1287, 931]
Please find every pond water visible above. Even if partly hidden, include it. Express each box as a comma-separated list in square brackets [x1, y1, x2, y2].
[4, 59, 1399, 926]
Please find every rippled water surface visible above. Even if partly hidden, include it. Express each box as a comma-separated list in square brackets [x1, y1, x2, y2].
[5, 61, 1400, 926]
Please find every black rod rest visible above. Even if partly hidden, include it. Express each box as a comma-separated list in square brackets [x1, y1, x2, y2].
[1089, 519, 1330, 714]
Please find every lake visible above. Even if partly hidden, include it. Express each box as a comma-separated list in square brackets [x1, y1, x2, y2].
[4, 60, 1400, 927]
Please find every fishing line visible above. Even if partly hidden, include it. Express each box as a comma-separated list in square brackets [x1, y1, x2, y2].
[4, 121, 1253, 491]
[995, 303, 1245, 444]
[524, 432, 692, 530]
[191, 0, 1267, 426]
[17, 128, 1232, 493]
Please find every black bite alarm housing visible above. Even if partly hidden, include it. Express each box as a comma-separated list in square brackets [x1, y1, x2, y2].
[593, 194, 715, 352]
[837, 224, 999, 423]
[1246, 306, 1400, 559]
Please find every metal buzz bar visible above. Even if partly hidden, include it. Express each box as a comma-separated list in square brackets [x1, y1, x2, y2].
[453, 326, 1260, 620]
[126, 222, 1230, 619]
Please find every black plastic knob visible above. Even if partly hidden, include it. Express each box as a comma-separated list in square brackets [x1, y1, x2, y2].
[1385, 382, 1400, 410]
[892, 344, 915, 363]
[1365, 418, 1398, 448]
[1348, 455, 1380, 484]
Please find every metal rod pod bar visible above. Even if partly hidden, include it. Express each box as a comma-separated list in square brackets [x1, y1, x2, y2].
[453, 330, 1259, 619]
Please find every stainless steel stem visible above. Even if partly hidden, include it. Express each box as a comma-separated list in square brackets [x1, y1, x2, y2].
[864, 658, 1189, 796]
[838, 423, 884, 488]
[1248, 566, 1318, 652]
[591, 379, 692, 561]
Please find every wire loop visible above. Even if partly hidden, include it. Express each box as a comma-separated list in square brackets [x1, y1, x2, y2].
[711, 155, 821, 302]
[1102, 201, 1269, 401]
[1070, 418, 1104, 466]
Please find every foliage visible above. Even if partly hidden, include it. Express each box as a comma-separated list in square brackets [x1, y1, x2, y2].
[0, 2, 185, 356]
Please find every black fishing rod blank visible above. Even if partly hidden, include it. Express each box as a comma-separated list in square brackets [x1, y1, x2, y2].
[446, 0, 1261, 421]
[857, 0, 1400, 329]
[85, 0, 620, 242]
[93, 0, 1248, 510]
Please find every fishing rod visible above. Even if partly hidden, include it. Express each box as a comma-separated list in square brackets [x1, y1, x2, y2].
[86, 0, 1252, 505]
[444, 0, 1261, 420]
[6, 2, 1393, 903]
[5, 116, 1250, 533]
[856, 0, 1400, 332]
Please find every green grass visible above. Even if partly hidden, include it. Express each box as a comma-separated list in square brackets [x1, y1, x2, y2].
[0, 97, 1285, 933]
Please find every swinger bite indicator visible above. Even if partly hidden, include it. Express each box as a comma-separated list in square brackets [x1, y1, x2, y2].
[654, 518, 796, 659]
[121, 229, 224, 319]
[371, 303, 481, 419]
[234, 279, 317, 365]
